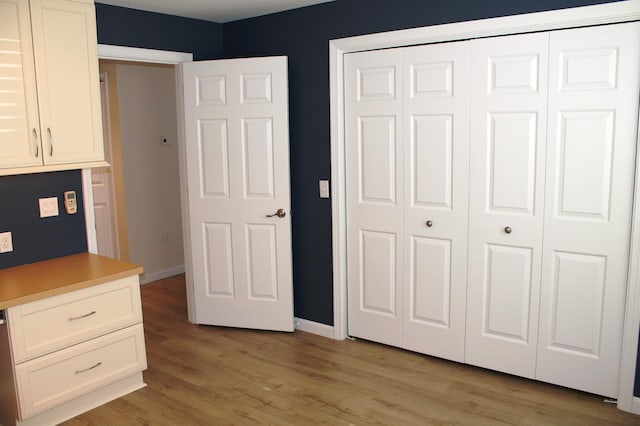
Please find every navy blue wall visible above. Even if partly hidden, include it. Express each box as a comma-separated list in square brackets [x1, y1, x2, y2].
[95, 3, 223, 60]
[223, 0, 621, 326]
[0, 171, 87, 269]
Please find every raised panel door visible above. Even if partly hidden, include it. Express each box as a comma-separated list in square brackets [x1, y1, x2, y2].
[346, 48, 404, 346]
[183, 56, 294, 331]
[402, 41, 470, 362]
[536, 22, 640, 398]
[465, 32, 549, 378]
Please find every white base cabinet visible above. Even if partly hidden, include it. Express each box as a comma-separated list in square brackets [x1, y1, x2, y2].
[0, 275, 147, 425]
[345, 21, 640, 398]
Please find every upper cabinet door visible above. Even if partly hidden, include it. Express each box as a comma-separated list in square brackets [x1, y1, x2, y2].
[0, 0, 41, 168]
[30, 0, 104, 165]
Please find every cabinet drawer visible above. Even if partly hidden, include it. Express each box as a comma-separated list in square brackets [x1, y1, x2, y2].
[7, 275, 142, 363]
[14, 323, 147, 419]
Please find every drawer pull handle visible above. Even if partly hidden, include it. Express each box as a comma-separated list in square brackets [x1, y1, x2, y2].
[75, 362, 102, 375]
[68, 311, 97, 321]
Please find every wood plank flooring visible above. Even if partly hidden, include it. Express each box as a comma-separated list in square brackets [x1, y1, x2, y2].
[64, 275, 640, 425]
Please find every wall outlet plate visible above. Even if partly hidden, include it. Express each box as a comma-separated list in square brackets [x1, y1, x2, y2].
[0, 232, 13, 253]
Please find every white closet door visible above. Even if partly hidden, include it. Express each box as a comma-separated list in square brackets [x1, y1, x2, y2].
[402, 42, 470, 362]
[346, 48, 404, 346]
[536, 22, 640, 398]
[466, 32, 549, 378]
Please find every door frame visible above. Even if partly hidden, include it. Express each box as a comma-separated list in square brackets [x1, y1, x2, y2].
[329, 0, 640, 412]
[82, 44, 194, 311]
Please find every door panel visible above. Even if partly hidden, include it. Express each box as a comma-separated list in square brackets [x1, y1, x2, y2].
[536, 22, 640, 397]
[466, 32, 549, 378]
[346, 48, 404, 347]
[402, 41, 469, 361]
[183, 57, 293, 331]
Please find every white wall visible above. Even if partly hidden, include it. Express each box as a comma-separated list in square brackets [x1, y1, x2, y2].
[116, 62, 184, 281]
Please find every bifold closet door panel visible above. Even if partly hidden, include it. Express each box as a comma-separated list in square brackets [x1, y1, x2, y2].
[346, 48, 404, 346]
[402, 42, 470, 362]
[536, 21, 640, 398]
[465, 32, 549, 378]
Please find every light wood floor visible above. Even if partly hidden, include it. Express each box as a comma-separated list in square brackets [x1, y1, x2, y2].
[64, 275, 639, 425]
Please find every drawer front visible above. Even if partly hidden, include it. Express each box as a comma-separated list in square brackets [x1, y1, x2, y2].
[14, 323, 147, 419]
[7, 275, 142, 363]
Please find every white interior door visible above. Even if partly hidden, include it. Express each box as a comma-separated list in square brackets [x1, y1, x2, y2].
[465, 32, 549, 378]
[345, 41, 470, 361]
[402, 41, 470, 362]
[345, 48, 404, 347]
[182, 57, 293, 331]
[93, 72, 119, 259]
[536, 22, 640, 398]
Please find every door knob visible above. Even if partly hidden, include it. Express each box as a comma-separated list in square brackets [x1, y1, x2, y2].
[426, 220, 433, 227]
[504, 226, 512, 234]
[266, 208, 287, 218]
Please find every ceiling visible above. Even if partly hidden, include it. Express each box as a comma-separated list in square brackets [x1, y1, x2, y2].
[97, 0, 335, 23]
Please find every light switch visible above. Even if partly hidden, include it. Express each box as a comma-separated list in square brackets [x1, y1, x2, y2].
[39, 197, 59, 218]
[319, 180, 330, 198]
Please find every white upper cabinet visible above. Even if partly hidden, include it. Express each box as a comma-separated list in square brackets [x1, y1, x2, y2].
[0, 0, 105, 175]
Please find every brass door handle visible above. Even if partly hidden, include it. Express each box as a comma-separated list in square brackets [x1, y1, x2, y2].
[266, 208, 286, 218]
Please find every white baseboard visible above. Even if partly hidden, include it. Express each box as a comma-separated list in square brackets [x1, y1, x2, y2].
[632, 396, 640, 414]
[294, 317, 335, 339]
[139, 265, 185, 285]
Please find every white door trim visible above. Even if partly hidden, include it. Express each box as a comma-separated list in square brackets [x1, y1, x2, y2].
[83, 44, 194, 309]
[329, 0, 640, 411]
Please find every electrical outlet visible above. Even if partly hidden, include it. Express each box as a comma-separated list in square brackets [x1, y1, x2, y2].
[0, 232, 13, 253]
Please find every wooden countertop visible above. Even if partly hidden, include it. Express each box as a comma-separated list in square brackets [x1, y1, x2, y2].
[0, 253, 143, 309]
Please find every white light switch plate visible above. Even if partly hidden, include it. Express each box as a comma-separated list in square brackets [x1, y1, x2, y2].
[39, 197, 59, 218]
[319, 180, 330, 198]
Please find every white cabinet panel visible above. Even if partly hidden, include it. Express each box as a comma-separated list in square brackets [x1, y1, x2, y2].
[14, 324, 146, 419]
[7, 276, 142, 364]
[0, 0, 40, 168]
[31, 0, 103, 165]
[0, 0, 106, 174]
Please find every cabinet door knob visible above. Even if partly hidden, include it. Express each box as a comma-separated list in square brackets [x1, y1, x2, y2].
[504, 226, 512, 234]
[426, 220, 433, 227]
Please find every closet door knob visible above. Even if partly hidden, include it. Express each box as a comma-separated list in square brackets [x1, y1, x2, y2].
[426, 220, 433, 227]
[504, 226, 512, 234]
